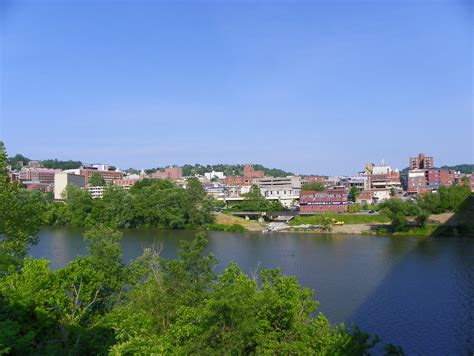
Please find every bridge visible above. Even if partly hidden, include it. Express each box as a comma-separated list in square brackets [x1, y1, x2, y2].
[227, 211, 301, 222]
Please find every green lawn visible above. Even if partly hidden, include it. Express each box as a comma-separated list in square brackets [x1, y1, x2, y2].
[290, 213, 389, 226]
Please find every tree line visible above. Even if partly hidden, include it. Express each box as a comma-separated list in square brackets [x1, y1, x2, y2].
[46, 178, 216, 229]
[379, 184, 472, 233]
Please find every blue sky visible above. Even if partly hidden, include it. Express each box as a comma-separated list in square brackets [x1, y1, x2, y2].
[1, 0, 472, 175]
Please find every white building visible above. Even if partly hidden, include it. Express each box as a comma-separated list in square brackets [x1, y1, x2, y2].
[340, 176, 370, 191]
[204, 171, 226, 180]
[255, 176, 301, 208]
[88, 186, 106, 199]
[372, 189, 391, 202]
[54, 172, 85, 200]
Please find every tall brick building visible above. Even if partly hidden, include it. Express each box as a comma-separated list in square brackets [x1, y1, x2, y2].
[151, 166, 183, 180]
[225, 164, 264, 186]
[409, 153, 433, 170]
[243, 164, 264, 178]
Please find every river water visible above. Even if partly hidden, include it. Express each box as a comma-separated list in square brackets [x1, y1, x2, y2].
[30, 228, 473, 354]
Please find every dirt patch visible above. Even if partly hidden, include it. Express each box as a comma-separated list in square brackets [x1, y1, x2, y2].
[332, 224, 377, 234]
[428, 213, 455, 224]
[214, 213, 265, 232]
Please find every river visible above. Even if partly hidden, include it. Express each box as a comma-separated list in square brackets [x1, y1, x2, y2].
[30, 228, 473, 354]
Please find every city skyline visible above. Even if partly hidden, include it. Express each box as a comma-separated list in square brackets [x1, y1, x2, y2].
[1, 1, 473, 175]
[3, 143, 470, 176]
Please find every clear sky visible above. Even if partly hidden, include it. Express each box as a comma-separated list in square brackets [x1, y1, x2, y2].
[1, 0, 472, 175]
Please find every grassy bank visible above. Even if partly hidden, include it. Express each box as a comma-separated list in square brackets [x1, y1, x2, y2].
[213, 212, 265, 231]
[290, 213, 389, 226]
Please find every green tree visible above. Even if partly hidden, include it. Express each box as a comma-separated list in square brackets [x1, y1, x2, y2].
[380, 199, 412, 232]
[239, 185, 269, 211]
[350, 186, 360, 202]
[390, 187, 397, 197]
[320, 215, 334, 232]
[185, 177, 215, 227]
[301, 182, 326, 191]
[89, 172, 106, 186]
[108, 242, 383, 354]
[0, 142, 46, 270]
[63, 184, 94, 227]
[92, 185, 134, 228]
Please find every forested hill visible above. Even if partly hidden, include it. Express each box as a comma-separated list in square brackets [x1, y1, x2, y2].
[180, 164, 293, 177]
[8, 153, 293, 177]
[8, 154, 82, 170]
[439, 164, 473, 174]
[400, 164, 473, 174]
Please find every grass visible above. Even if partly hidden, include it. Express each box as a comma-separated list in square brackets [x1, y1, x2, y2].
[375, 225, 438, 236]
[204, 223, 246, 232]
[289, 213, 389, 226]
[213, 212, 265, 232]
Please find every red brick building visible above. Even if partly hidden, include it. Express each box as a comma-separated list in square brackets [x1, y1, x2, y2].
[81, 168, 124, 186]
[299, 187, 349, 213]
[224, 164, 264, 186]
[409, 153, 434, 170]
[243, 164, 264, 178]
[151, 166, 182, 180]
[426, 169, 455, 188]
[113, 178, 140, 189]
[224, 176, 255, 186]
[19, 168, 57, 184]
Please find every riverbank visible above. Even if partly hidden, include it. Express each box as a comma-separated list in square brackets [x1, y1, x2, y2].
[214, 212, 473, 237]
[213, 212, 266, 232]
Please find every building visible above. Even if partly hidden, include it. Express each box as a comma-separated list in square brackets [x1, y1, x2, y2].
[224, 176, 255, 186]
[470, 174, 474, 192]
[356, 191, 375, 205]
[426, 169, 456, 188]
[88, 185, 106, 199]
[80, 168, 124, 186]
[54, 172, 85, 200]
[27, 161, 41, 168]
[299, 187, 349, 213]
[301, 175, 327, 184]
[224, 164, 264, 187]
[19, 168, 57, 185]
[255, 176, 301, 208]
[243, 164, 264, 178]
[24, 182, 52, 192]
[204, 182, 226, 200]
[339, 176, 370, 191]
[151, 166, 183, 180]
[407, 170, 429, 194]
[113, 178, 139, 189]
[409, 153, 433, 170]
[361, 161, 401, 189]
[204, 171, 226, 180]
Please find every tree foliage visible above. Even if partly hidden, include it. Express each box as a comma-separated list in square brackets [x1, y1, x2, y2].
[232, 185, 286, 212]
[46, 179, 216, 229]
[0, 142, 46, 270]
[89, 172, 106, 187]
[301, 182, 326, 192]
[180, 163, 293, 177]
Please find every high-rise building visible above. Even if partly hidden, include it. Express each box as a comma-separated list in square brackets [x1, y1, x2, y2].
[409, 153, 434, 170]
